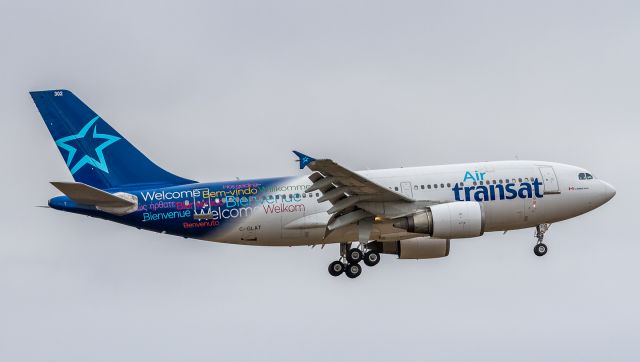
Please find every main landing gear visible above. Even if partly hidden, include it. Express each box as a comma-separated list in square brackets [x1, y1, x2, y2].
[534, 223, 550, 257]
[327, 242, 380, 279]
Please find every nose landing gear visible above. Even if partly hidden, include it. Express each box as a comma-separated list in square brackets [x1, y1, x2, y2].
[327, 242, 381, 278]
[534, 223, 550, 256]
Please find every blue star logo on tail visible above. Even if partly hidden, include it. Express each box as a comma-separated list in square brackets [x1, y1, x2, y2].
[55, 116, 121, 175]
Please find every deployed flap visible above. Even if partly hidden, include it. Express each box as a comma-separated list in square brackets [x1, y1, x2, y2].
[50, 181, 136, 208]
[293, 151, 416, 237]
[293, 151, 414, 203]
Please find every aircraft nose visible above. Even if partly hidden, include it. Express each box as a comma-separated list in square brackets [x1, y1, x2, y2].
[600, 181, 616, 204]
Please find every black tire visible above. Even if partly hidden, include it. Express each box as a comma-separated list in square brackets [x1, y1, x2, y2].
[534, 243, 548, 257]
[345, 263, 362, 279]
[363, 251, 380, 267]
[328, 261, 345, 276]
[346, 248, 363, 264]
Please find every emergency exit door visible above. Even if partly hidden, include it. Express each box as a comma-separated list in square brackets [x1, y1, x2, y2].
[400, 182, 413, 198]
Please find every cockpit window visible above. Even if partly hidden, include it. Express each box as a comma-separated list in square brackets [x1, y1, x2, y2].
[579, 172, 594, 180]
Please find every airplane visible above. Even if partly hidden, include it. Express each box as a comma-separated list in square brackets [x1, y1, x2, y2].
[31, 89, 616, 279]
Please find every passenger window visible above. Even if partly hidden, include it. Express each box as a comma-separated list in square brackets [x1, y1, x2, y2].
[479, 181, 483, 185]
[414, 185, 418, 190]
[420, 185, 425, 189]
[434, 184, 438, 189]
[276, 195, 280, 199]
[518, 178, 522, 183]
[427, 185, 432, 189]
[302, 193, 306, 198]
[492, 180, 497, 184]
[447, 183, 451, 187]
[316, 193, 320, 197]
[440, 183, 444, 188]
[394, 187, 399, 191]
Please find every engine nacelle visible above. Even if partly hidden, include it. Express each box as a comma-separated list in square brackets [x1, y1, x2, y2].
[368, 237, 450, 259]
[393, 201, 485, 239]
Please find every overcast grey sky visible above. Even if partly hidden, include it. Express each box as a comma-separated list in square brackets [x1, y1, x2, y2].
[1, 1, 638, 361]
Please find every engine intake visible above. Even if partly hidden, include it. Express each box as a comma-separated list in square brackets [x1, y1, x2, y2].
[393, 201, 485, 239]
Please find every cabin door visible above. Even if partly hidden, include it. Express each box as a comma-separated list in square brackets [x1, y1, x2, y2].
[538, 166, 560, 194]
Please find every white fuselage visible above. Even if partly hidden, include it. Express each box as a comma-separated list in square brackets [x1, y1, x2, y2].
[203, 160, 615, 246]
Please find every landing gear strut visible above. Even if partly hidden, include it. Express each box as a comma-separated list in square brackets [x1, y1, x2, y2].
[327, 242, 381, 278]
[534, 223, 550, 257]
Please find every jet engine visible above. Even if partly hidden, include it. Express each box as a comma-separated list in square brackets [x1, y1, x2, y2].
[368, 237, 450, 259]
[392, 201, 485, 239]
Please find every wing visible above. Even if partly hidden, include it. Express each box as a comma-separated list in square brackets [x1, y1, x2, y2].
[294, 151, 427, 234]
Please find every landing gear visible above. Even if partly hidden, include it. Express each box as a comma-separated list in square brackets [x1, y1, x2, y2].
[534, 243, 548, 256]
[346, 248, 363, 264]
[328, 261, 345, 276]
[534, 223, 550, 257]
[327, 242, 381, 278]
[363, 251, 380, 267]
[345, 263, 362, 279]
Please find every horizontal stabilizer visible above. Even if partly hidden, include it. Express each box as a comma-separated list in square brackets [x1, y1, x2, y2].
[50, 182, 136, 208]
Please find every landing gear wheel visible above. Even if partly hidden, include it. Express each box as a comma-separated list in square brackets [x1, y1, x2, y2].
[363, 251, 380, 267]
[346, 248, 363, 264]
[345, 263, 362, 279]
[534, 243, 548, 257]
[533, 224, 550, 256]
[328, 261, 345, 276]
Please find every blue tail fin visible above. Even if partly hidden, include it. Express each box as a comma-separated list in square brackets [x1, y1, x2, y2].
[31, 89, 196, 190]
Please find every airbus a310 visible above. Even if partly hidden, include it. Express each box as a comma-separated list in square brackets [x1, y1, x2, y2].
[32, 90, 616, 278]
